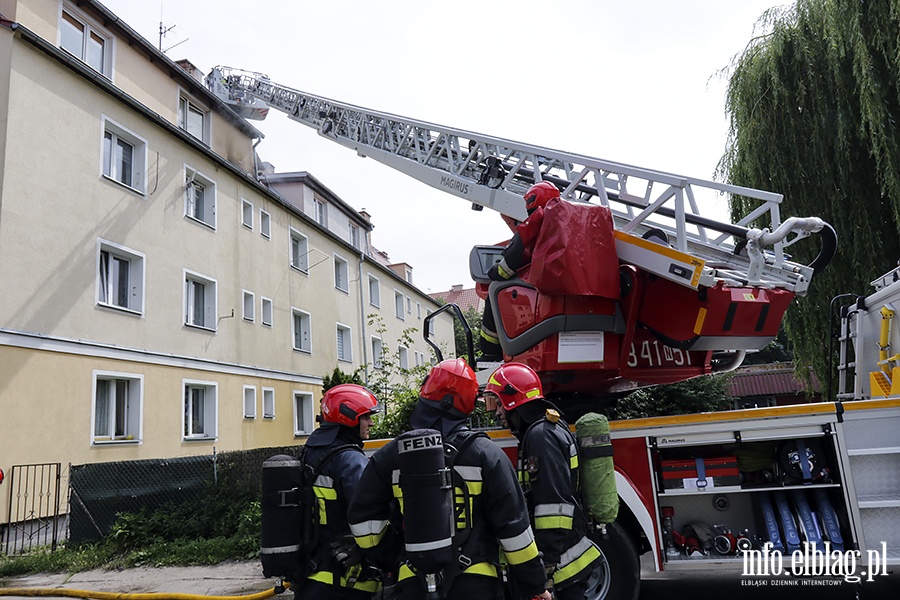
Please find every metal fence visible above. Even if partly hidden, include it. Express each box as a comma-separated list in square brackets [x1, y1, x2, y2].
[1, 463, 63, 555]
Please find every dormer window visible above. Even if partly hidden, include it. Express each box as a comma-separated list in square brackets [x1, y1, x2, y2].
[60, 5, 112, 77]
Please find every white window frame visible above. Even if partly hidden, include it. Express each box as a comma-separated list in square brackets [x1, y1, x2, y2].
[183, 379, 218, 440]
[293, 391, 315, 436]
[407, 296, 412, 314]
[290, 228, 309, 273]
[399, 346, 409, 371]
[395, 290, 405, 321]
[368, 275, 381, 308]
[417, 302, 422, 319]
[243, 385, 257, 419]
[334, 254, 350, 293]
[371, 336, 384, 369]
[261, 297, 273, 327]
[241, 198, 253, 229]
[178, 92, 210, 143]
[242, 290, 255, 322]
[336, 323, 352, 363]
[260, 209, 271, 239]
[184, 166, 216, 229]
[426, 309, 435, 336]
[405, 267, 413, 284]
[313, 198, 328, 227]
[292, 308, 312, 354]
[91, 370, 142, 444]
[97, 239, 145, 315]
[350, 224, 360, 249]
[184, 269, 217, 331]
[59, 3, 113, 77]
[101, 117, 147, 194]
[262, 387, 275, 419]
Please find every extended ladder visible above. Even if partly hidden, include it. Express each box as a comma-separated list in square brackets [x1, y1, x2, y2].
[207, 66, 834, 295]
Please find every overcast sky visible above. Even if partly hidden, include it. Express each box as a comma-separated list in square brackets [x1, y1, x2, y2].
[100, 0, 781, 294]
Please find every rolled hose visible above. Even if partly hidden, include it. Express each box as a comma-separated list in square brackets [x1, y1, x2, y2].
[0, 581, 288, 600]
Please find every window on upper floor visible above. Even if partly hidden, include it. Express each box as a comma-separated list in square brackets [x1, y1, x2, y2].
[243, 386, 256, 419]
[92, 371, 142, 444]
[350, 224, 360, 249]
[261, 297, 273, 327]
[313, 198, 327, 227]
[371, 337, 383, 369]
[290, 228, 309, 272]
[184, 167, 216, 229]
[178, 94, 209, 143]
[405, 267, 413, 284]
[417, 302, 422, 319]
[398, 346, 409, 371]
[260, 210, 271, 238]
[241, 199, 253, 229]
[292, 309, 312, 353]
[407, 296, 412, 314]
[102, 118, 146, 193]
[184, 270, 217, 331]
[368, 275, 380, 308]
[60, 5, 112, 77]
[242, 290, 255, 322]
[294, 391, 314, 436]
[262, 388, 275, 419]
[334, 255, 349, 293]
[183, 380, 217, 439]
[395, 291, 405, 321]
[336, 324, 352, 362]
[98, 241, 145, 315]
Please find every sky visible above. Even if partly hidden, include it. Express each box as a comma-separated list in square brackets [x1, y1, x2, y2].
[99, 0, 783, 294]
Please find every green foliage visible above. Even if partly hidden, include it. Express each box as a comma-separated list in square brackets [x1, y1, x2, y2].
[611, 374, 732, 420]
[454, 304, 482, 360]
[322, 366, 363, 391]
[718, 0, 900, 388]
[742, 328, 793, 365]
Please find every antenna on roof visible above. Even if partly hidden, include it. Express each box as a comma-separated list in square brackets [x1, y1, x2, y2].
[158, 2, 187, 53]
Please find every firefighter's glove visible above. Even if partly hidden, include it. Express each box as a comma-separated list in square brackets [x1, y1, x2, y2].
[333, 538, 363, 569]
[488, 263, 512, 281]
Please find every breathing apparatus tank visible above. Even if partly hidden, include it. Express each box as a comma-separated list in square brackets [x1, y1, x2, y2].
[397, 429, 455, 593]
[575, 413, 618, 523]
[260, 454, 308, 582]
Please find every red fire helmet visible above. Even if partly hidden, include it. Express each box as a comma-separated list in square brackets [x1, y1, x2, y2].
[321, 384, 379, 427]
[485, 362, 544, 411]
[523, 181, 560, 214]
[420, 358, 479, 415]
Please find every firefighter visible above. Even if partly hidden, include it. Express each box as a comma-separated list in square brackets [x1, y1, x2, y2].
[297, 383, 381, 600]
[486, 362, 603, 600]
[480, 181, 561, 361]
[348, 358, 552, 600]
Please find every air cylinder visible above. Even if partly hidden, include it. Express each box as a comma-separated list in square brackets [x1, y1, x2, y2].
[260, 454, 306, 581]
[575, 413, 618, 523]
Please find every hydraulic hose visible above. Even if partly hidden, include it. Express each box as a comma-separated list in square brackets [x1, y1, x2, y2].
[0, 582, 288, 600]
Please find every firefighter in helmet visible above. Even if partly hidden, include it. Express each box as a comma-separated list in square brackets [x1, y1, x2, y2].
[348, 358, 551, 600]
[298, 384, 381, 600]
[486, 362, 603, 600]
[480, 181, 561, 361]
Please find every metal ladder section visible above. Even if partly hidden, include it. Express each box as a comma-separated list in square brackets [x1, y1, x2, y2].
[207, 66, 828, 295]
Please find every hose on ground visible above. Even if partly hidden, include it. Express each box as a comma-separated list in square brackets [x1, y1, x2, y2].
[0, 581, 289, 600]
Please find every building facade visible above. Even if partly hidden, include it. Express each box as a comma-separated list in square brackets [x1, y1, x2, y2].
[0, 0, 453, 518]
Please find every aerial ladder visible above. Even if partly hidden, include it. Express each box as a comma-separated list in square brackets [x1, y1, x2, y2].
[207, 66, 837, 402]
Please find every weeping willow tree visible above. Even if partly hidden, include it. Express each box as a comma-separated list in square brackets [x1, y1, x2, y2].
[718, 0, 900, 391]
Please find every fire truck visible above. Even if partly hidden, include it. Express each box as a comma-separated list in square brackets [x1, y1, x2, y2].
[208, 68, 898, 599]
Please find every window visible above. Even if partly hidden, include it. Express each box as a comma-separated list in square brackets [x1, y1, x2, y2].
[184, 270, 217, 330]
[371, 337, 383, 369]
[368, 275, 381, 307]
[241, 199, 253, 229]
[290, 228, 309, 272]
[292, 309, 312, 353]
[313, 198, 327, 226]
[97, 240, 145, 314]
[417, 302, 422, 319]
[407, 297, 412, 314]
[184, 167, 216, 229]
[405, 267, 413, 284]
[183, 380, 217, 439]
[334, 255, 349, 293]
[261, 297, 273, 327]
[262, 388, 275, 419]
[350, 224, 360, 249]
[260, 210, 271, 238]
[60, 6, 111, 76]
[243, 386, 256, 419]
[336, 324, 352, 362]
[102, 118, 146, 193]
[294, 392, 314, 436]
[426, 309, 434, 336]
[242, 290, 255, 322]
[179, 94, 208, 142]
[92, 371, 142, 443]
[398, 346, 409, 371]
[395, 291, 405, 320]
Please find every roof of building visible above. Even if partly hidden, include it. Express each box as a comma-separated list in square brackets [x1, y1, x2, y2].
[430, 285, 482, 312]
[727, 362, 821, 397]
